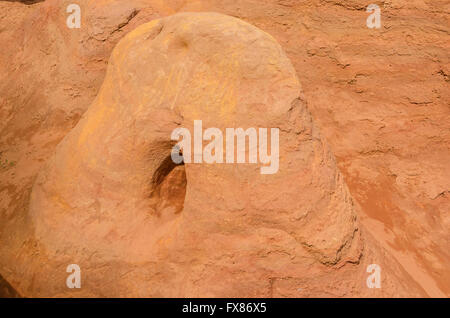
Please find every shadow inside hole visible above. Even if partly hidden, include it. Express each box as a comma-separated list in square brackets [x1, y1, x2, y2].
[0, 273, 21, 298]
[149, 153, 186, 216]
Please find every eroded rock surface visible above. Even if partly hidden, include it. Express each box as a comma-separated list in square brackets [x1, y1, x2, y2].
[0, 0, 448, 297]
[0, 12, 424, 297]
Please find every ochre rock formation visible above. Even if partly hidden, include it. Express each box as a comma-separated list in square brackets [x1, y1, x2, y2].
[0, 0, 448, 297]
[4, 12, 424, 297]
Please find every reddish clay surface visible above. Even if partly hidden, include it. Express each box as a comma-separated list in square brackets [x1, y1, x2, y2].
[0, 0, 448, 297]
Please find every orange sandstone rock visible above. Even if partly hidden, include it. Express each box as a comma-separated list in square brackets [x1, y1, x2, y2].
[21, 13, 423, 297]
[1, 0, 447, 297]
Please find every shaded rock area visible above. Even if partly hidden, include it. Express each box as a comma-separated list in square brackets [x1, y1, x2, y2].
[0, 274, 21, 297]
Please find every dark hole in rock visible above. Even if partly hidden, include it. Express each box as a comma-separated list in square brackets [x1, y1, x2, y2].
[149, 153, 186, 217]
[0, 273, 21, 298]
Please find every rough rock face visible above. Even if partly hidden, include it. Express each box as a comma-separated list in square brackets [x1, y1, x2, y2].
[0, 0, 448, 297]
[3, 12, 419, 297]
